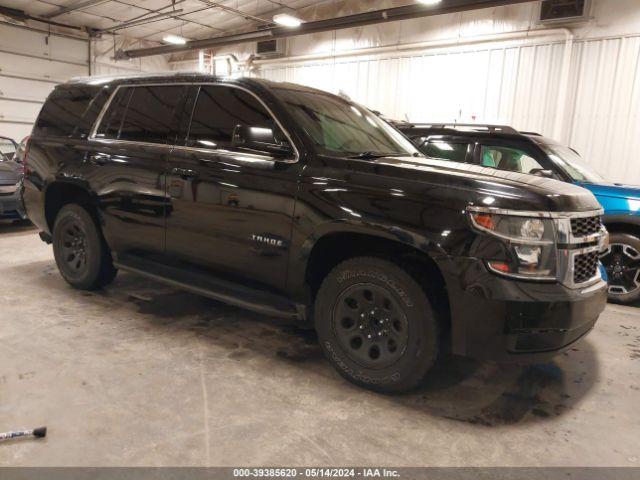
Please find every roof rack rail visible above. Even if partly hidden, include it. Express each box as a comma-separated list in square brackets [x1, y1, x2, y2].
[408, 123, 520, 134]
[520, 131, 542, 136]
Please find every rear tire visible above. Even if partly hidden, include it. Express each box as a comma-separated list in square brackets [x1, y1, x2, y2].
[314, 257, 439, 393]
[52, 204, 117, 290]
[601, 232, 640, 304]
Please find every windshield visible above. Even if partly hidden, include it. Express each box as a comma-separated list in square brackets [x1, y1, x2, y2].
[274, 88, 419, 158]
[0, 137, 17, 162]
[543, 144, 606, 183]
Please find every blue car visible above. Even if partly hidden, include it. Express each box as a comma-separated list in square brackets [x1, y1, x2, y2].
[395, 123, 640, 305]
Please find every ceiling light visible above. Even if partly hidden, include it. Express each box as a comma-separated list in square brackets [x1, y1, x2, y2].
[418, 0, 442, 5]
[163, 35, 187, 45]
[273, 13, 303, 27]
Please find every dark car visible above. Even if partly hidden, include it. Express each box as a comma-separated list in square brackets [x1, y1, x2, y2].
[22, 74, 608, 392]
[394, 123, 640, 305]
[0, 135, 27, 221]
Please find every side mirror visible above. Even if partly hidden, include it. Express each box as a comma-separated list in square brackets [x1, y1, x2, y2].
[231, 124, 293, 159]
[530, 168, 557, 179]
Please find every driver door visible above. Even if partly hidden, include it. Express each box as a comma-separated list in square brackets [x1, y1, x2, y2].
[165, 84, 300, 290]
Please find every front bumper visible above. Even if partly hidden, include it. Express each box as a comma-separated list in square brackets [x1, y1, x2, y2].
[0, 187, 26, 220]
[440, 256, 607, 363]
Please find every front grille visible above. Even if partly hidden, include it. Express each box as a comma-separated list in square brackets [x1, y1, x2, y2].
[571, 215, 602, 237]
[574, 251, 599, 284]
[0, 200, 18, 210]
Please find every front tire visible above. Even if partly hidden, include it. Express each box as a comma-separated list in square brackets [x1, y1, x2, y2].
[314, 257, 439, 393]
[601, 232, 640, 304]
[52, 204, 117, 290]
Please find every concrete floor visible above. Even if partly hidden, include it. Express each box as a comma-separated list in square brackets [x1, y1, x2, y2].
[0, 223, 639, 467]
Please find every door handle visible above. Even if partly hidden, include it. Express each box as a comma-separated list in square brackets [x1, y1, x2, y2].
[171, 167, 199, 179]
[88, 153, 110, 165]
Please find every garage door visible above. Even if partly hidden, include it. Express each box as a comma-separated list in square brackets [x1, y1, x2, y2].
[0, 23, 88, 141]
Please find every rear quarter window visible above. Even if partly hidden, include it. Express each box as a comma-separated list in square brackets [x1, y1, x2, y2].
[34, 84, 104, 138]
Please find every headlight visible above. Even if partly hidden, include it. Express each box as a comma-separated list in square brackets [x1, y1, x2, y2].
[468, 209, 558, 280]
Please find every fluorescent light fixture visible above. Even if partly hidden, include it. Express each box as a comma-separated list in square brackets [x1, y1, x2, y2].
[417, 0, 442, 5]
[163, 34, 187, 45]
[273, 13, 303, 27]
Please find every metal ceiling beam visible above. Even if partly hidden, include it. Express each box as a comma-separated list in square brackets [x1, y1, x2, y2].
[42, 0, 112, 19]
[194, 0, 273, 24]
[116, 0, 536, 60]
[96, 9, 184, 33]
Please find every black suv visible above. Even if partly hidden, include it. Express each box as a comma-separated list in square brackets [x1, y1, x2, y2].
[394, 122, 640, 305]
[23, 74, 608, 392]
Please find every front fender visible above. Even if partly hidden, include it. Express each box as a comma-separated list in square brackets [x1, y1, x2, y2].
[287, 219, 450, 301]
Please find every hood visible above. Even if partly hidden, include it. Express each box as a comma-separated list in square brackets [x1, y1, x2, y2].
[364, 156, 602, 213]
[0, 161, 22, 185]
[579, 182, 640, 201]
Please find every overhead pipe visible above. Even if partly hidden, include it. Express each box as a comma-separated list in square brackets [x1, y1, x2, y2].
[115, 0, 534, 60]
[252, 28, 573, 66]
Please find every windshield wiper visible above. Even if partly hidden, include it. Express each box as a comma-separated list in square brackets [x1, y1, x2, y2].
[346, 151, 407, 160]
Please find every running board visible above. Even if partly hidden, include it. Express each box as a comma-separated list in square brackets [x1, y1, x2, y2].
[114, 255, 301, 321]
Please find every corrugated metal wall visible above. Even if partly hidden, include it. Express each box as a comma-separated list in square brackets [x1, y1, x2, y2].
[567, 36, 640, 185]
[258, 35, 640, 185]
[0, 23, 89, 141]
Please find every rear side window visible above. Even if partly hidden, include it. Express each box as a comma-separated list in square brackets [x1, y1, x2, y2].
[35, 85, 99, 138]
[95, 85, 187, 144]
[187, 85, 275, 150]
[95, 88, 132, 139]
[420, 140, 471, 163]
[480, 145, 543, 174]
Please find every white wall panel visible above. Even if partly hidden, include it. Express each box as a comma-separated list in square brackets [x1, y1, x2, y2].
[257, 34, 640, 185]
[567, 37, 640, 184]
[258, 42, 565, 132]
[0, 23, 88, 141]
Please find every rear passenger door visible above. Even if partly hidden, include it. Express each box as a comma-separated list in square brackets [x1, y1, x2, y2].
[87, 84, 188, 259]
[165, 84, 300, 291]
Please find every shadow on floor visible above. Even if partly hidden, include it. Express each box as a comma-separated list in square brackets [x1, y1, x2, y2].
[0, 219, 35, 236]
[32, 265, 599, 428]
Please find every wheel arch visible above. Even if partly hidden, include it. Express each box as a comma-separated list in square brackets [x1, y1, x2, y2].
[44, 180, 98, 232]
[294, 223, 451, 332]
[603, 218, 640, 238]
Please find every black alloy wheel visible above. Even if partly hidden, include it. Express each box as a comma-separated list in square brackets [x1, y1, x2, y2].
[61, 221, 89, 274]
[315, 256, 440, 393]
[600, 232, 640, 304]
[53, 204, 117, 290]
[333, 284, 409, 370]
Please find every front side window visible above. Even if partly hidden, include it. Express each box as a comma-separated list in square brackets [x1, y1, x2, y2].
[187, 85, 281, 151]
[273, 87, 418, 158]
[421, 141, 471, 163]
[480, 145, 544, 174]
[95, 85, 186, 144]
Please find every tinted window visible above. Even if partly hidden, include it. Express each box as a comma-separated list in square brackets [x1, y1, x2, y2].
[273, 88, 418, 157]
[96, 88, 131, 139]
[118, 85, 186, 144]
[421, 141, 471, 163]
[35, 85, 99, 137]
[187, 86, 277, 150]
[0, 137, 16, 161]
[480, 145, 543, 174]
